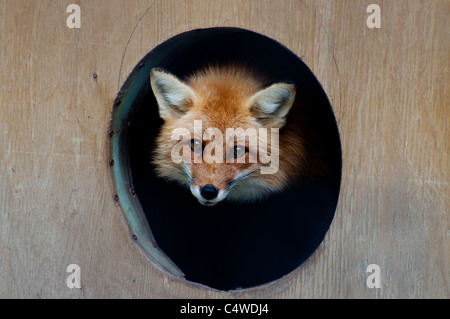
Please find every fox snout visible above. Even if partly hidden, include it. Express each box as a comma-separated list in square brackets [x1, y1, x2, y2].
[199, 184, 219, 200]
[190, 183, 228, 206]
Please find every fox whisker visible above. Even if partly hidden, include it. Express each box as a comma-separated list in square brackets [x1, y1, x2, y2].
[228, 170, 258, 190]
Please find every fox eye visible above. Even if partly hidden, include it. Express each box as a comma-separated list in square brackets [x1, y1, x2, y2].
[190, 139, 203, 153]
[234, 145, 247, 158]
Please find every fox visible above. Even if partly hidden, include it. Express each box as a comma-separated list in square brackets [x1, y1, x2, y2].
[150, 65, 324, 206]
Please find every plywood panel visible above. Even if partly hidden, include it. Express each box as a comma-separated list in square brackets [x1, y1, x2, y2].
[0, 0, 448, 298]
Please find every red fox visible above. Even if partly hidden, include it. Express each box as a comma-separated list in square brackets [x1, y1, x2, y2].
[150, 65, 322, 206]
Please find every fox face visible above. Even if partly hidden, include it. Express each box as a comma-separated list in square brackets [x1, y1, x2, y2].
[150, 66, 297, 206]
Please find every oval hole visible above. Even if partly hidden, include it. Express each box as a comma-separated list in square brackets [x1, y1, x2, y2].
[110, 27, 342, 291]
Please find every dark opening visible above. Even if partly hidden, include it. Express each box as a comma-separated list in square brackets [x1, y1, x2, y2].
[125, 28, 341, 290]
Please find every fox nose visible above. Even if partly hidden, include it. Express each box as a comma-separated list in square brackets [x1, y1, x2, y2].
[200, 184, 218, 200]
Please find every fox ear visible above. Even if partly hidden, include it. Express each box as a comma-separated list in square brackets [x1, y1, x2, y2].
[150, 68, 197, 121]
[247, 83, 296, 128]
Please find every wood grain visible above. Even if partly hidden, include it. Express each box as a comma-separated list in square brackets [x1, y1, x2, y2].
[0, 0, 448, 298]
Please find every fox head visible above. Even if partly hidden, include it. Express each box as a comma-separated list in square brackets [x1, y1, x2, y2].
[150, 66, 296, 206]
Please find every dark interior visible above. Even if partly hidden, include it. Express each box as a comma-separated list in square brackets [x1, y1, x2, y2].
[126, 28, 341, 290]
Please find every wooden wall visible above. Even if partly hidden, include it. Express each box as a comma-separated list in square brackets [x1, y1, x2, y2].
[0, 0, 448, 298]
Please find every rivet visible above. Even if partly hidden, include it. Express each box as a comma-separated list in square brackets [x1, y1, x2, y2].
[131, 234, 138, 241]
[92, 73, 98, 79]
[138, 62, 145, 68]
[109, 159, 115, 166]
[114, 98, 121, 107]
[109, 130, 114, 137]
[152, 242, 157, 248]
[130, 188, 136, 195]
[114, 194, 119, 202]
